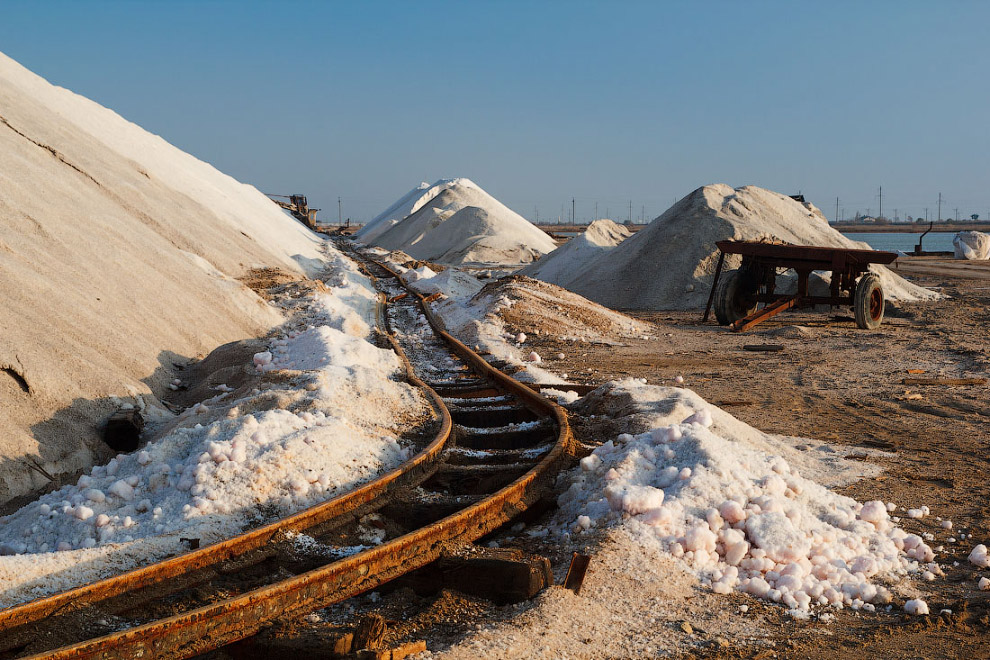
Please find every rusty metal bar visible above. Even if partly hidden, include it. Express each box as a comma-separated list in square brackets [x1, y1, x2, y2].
[730, 296, 800, 333]
[702, 249, 726, 323]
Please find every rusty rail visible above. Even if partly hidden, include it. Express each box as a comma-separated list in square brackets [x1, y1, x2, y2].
[16, 247, 573, 659]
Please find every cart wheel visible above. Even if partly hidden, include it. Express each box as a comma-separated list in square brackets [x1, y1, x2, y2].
[713, 269, 759, 325]
[854, 273, 884, 329]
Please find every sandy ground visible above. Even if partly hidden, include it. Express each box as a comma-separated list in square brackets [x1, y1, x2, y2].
[510, 258, 990, 659]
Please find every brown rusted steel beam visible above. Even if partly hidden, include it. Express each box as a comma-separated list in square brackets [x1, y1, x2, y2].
[730, 296, 800, 332]
[23, 250, 573, 660]
[0, 295, 453, 638]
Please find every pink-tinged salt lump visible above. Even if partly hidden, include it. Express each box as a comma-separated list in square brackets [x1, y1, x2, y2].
[526, 351, 542, 363]
[858, 500, 889, 527]
[969, 544, 990, 568]
[253, 351, 273, 369]
[904, 599, 929, 615]
[515, 332, 527, 343]
[979, 577, 990, 591]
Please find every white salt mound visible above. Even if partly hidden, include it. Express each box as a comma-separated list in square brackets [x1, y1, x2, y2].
[364, 179, 557, 267]
[0, 51, 326, 501]
[953, 231, 990, 260]
[519, 219, 631, 285]
[355, 179, 460, 243]
[553, 380, 934, 615]
[0, 254, 426, 606]
[559, 184, 937, 310]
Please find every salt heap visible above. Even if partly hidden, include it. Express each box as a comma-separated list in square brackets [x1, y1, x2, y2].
[554, 380, 935, 615]
[355, 179, 459, 243]
[558, 184, 937, 310]
[0, 252, 427, 607]
[0, 51, 325, 501]
[363, 179, 557, 267]
[519, 219, 631, 286]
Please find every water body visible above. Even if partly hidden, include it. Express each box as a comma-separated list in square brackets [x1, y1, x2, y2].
[841, 231, 955, 253]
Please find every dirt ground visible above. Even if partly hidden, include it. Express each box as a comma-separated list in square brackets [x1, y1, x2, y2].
[514, 258, 990, 659]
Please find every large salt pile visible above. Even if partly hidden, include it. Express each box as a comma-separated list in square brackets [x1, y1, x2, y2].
[0, 51, 326, 501]
[558, 184, 937, 310]
[553, 380, 934, 615]
[364, 179, 557, 267]
[0, 252, 428, 606]
[518, 219, 631, 285]
[355, 179, 459, 243]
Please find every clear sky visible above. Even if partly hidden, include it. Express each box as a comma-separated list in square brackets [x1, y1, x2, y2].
[2, 1, 988, 223]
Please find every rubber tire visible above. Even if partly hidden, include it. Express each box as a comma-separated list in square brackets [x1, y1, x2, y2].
[713, 270, 759, 326]
[854, 273, 884, 329]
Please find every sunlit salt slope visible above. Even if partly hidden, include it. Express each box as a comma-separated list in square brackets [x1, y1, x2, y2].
[366, 178, 557, 267]
[355, 179, 462, 243]
[0, 51, 325, 502]
[519, 219, 630, 285]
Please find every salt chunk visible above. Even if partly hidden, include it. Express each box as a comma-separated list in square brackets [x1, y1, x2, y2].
[253, 351, 273, 368]
[526, 351, 541, 363]
[515, 333, 526, 343]
[941, 520, 953, 530]
[674, 375, 685, 385]
[904, 599, 929, 615]
[580, 455, 602, 472]
[968, 544, 990, 568]
[137, 451, 152, 465]
[95, 514, 111, 528]
[75, 506, 94, 521]
[108, 480, 135, 501]
[979, 577, 990, 591]
[906, 508, 925, 519]
[682, 409, 712, 428]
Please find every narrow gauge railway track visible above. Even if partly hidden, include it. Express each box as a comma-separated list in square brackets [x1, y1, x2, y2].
[0, 246, 573, 659]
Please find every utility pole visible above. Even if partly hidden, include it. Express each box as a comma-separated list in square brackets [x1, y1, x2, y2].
[337, 196, 342, 224]
[835, 197, 839, 223]
[641, 205, 645, 222]
[595, 202, 598, 220]
[628, 200, 632, 223]
[894, 208, 898, 222]
[938, 192, 942, 221]
[572, 198, 575, 224]
[925, 208, 928, 222]
[955, 208, 959, 222]
[878, 186, 883, 220]
[535, 207, 539, 224]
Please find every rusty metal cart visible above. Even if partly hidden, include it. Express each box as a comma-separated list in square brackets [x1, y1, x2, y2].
[703, 240, 898, 332]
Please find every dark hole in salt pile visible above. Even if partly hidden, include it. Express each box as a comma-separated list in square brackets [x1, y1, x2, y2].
[103, 409, 144, 452]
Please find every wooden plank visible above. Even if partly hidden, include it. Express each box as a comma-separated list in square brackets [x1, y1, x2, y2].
[563, 553, 592, 595]
[901, 378, 987, 386]
[353, 614, 387, 652]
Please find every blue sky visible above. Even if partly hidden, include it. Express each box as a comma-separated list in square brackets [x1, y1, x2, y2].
[2, 1, 988, 223]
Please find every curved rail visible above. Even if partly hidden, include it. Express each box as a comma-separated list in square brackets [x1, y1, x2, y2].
[15, 248, 574, 659]
[0, 280, 452, 638]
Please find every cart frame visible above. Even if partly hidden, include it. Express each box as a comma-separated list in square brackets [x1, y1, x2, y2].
[702, 240, 898, 332]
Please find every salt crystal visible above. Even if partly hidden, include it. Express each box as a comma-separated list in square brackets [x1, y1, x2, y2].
[941, 520, 952, 530]
[968, 544, 990, 568]
[674, 375, 684, 385]
[979, 577, 990, 590]
[904, 599, 929, 615]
